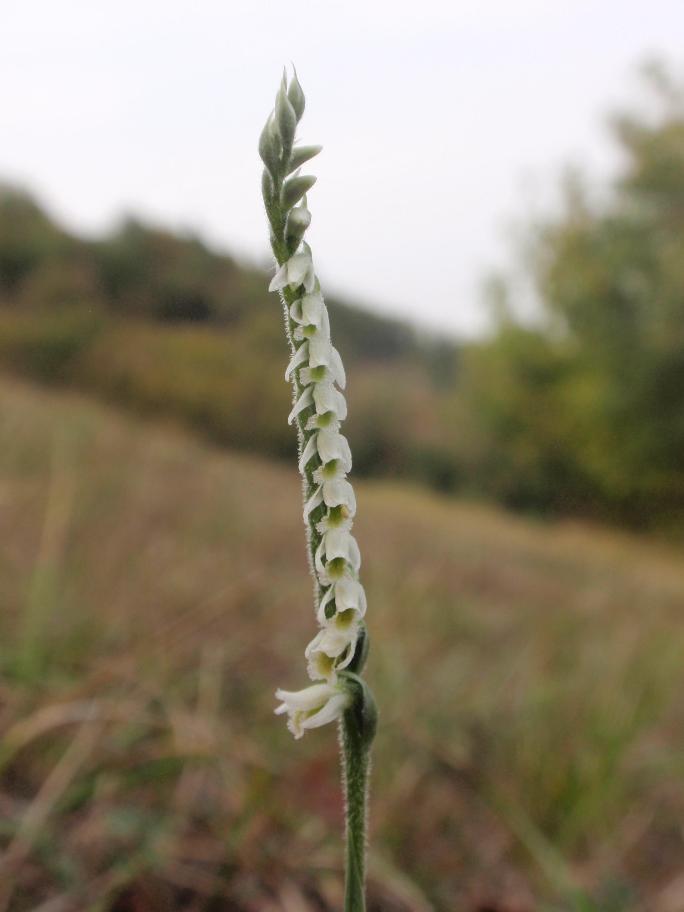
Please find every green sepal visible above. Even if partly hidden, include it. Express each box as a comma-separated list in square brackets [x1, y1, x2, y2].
[282, 174, 316, 210]
[287, 144, 323, 175]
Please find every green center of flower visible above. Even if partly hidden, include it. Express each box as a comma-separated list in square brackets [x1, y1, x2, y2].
[308, 364, 327, 381]
[326, 557, 347, 579]
[327, 505, 348, 526]
[321, 459, 339, 479]
[334, 609, 357, 630]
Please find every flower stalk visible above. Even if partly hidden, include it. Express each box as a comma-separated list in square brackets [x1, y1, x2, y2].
[260, 69, 377, 910]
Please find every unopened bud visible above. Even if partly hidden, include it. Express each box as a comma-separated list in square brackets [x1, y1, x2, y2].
[285, 202, 312, 251]
[258, 114, 281, 177]
[287, 144, 323, 175]
[282, 174, 316, 210]
[288, 68, 305, 121]
[275, 85, 297, 156]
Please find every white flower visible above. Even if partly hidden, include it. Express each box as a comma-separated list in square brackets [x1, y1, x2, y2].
[317, 577, 367, 624]
[304, 477, 356, 519]
[305, 623, 358, 680]
[322, 478, 356, 514]
[313, 382, 347, 421]
[269, 250, 315, 294]
[315, 527, 361, 581]
[293, 304, 330, 341]
[308, 337, 346, 389]
[290, 291, 326, 327]
[305, 411, 339, 431]
[274, 681, 350, 739]
[317, 428, 352, 469]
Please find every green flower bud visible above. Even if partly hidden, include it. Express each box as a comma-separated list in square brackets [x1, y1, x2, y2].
[287, 144, 323, 175]
[282, 174, 316, 210]
[258, 114, 281, 178]
[285, 202, 312, 252]
[275, 85, 297, 157]
[288, 68, 306, 121]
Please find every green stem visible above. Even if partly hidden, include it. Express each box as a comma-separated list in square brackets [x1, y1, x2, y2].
[341, 711, 371, 912]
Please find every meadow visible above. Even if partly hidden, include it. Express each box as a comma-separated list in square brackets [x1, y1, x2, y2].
[2, 376, 683, 912]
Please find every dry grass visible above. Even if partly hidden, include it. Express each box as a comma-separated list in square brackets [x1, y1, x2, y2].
[1, 377, 683, 912]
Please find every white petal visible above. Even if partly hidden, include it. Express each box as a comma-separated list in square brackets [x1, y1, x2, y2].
[274, 682, 338, 711]
[313, 383, 347, 420]
[286, 253, 313, 288]
[303, 264, 316, 293]
[288, 386, 313, 425]
[301, 692, 350, 731]
[325, 527, 354, 561]
[317, 428, 352, 471]
[285, 343, 309, 381]
[347, 534, 361, 572]
[316, 585, 336, 624]
[329, 346, 346, 389]
[314, 538, 326, 576]
[301, 292, 325, 325]
[268, 262, 289, 292]
[298, 434, 318, 473]
[335, 578, 367, 616]
[309, 336, 333, 368]
[322, 479, 356, 515]
[304, 486, 323, 518]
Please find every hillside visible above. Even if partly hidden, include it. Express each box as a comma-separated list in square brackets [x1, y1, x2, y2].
[2, 377, 683, 911]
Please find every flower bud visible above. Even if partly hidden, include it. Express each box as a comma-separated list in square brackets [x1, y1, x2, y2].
[285, 202, 312, 252]
[287, 68, 306, 121]
[282, 174, 317, 210]
[287, 144, 323, 175]
[258, 114, 281, 178]
[275, 85, 297, 156]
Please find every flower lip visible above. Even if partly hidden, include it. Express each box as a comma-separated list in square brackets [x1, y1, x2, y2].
[274, 681, 351, 738]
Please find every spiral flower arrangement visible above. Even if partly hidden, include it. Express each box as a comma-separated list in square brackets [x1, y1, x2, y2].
[259, 69, 377, 911]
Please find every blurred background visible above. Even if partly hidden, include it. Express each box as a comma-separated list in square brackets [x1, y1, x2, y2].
[1, 2, 683, 910]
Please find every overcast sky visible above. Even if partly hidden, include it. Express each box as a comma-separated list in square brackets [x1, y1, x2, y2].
[1, 0, 682, 334]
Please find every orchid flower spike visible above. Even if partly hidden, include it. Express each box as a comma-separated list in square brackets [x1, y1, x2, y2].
[259, 67, 377, 911]
[260, 68, 373, 736]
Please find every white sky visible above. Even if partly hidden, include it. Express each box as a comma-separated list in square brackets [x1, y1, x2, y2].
[0, 0, 682, 335]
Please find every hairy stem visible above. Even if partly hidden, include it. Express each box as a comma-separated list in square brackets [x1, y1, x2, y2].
[341, 711, 371, 912]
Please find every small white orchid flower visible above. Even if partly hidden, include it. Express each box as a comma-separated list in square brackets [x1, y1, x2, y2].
[290, 290, 326, 327]
[315, 527, 361, 582]
[300, 428, 352, 481]
[308, 337, 346, 389]
[274, 681, 351, 739]
[303, 477, 357, 520]
[317, 577, 367, 624]
[313, 382, 347, 421]
[269, 249, 316, 294]
[317, 427, 352, 468]
[293, 304, 330, 341]
[305, 410, 340, 431]
[305, 623, 358, 680]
